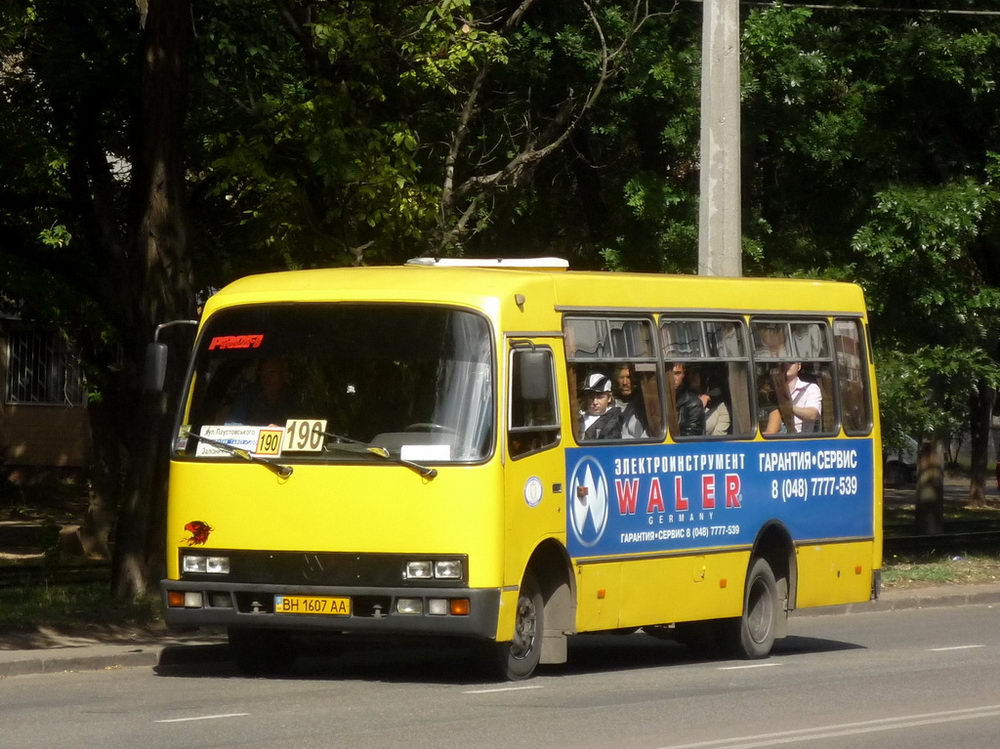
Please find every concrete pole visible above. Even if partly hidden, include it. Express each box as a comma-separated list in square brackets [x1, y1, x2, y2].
[698, 0, 742, 277]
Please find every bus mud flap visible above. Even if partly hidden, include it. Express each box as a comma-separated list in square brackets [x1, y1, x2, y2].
[774, 607, 789, 638]
[540, 630, 568, 664]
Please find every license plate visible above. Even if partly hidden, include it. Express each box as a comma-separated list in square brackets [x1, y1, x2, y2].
[274, 595, 350, 616]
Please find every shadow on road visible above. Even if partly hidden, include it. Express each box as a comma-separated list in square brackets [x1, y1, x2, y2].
[154, 629, 865, 684]
[773, 634, 865, 656]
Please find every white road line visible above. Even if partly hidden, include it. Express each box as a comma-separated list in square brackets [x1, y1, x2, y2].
[928, 644, 985, 652]
[654, 704, 1000, 749]
[716, 663, 781, 671]
[463, 685, 544, 694]
[155, 713, 250, 724]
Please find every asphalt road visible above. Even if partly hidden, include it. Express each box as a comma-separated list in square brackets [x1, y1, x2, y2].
[4, 605, 1000, 749]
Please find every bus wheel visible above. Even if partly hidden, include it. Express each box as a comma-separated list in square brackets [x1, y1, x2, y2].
[494, 574, 544, 681]
[228, 627, 297, 676]
[722, 557, 778, 659]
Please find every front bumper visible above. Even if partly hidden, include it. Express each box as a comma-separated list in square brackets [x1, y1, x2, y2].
[160, 579, 500, 639]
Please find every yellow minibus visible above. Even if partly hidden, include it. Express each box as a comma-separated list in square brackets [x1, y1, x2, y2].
[160, 259, 881, 679]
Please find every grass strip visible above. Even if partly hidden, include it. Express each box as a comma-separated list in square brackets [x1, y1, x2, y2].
[0, 581, 159, 631]
[882, 551, 1000, 588]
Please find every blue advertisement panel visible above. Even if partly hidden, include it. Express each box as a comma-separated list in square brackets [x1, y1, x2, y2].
[565, 439, 874, 558]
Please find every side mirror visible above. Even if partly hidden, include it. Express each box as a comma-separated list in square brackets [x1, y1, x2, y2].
[518, 351, 552, 402]
[143, 318, 198, 392]
[143, 342, 169, 392]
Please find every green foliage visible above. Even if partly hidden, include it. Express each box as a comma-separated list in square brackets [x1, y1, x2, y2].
[853, 177, 1000, 345]
[5, 2, 1000, 504]
[736, 5, 1000, 446]
[399, 0, 509, 94]
[876, 346, 1000, 451]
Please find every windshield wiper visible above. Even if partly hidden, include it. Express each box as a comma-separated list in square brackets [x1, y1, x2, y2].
[184, 429, 293, 478]
[321, 430, 437, 480]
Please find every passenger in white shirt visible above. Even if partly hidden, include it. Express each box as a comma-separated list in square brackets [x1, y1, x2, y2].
[763, 362, 821, 434]
[785, 362, 822, 432]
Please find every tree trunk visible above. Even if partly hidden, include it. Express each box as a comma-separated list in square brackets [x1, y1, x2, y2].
[914, 437, 945, 535]
[80, 396, 120, 560]
[112, 0, 195, 598]
[968, 380, 995, 506]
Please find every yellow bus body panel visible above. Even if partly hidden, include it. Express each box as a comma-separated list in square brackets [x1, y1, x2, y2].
[166, 460, 504, 587]
[794, 541, 876, 608]
[574, 550, 751, 632]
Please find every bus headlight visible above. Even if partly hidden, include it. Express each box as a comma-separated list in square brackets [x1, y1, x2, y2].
[404, 561, 433, 579]
[403, 559, 463, 580]
[183, 555, 230, 574]
[206, 556, 230, 574]
[434, 560, 462, 579]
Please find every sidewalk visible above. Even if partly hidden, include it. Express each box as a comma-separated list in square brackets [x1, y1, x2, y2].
[3, 583, 1000, 679]
[0, 625, 227, 678]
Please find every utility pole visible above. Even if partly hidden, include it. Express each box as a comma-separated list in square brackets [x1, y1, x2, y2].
[698, 0, 742, 277]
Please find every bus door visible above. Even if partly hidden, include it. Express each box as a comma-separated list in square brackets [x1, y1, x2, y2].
[503, 340, 564, 587]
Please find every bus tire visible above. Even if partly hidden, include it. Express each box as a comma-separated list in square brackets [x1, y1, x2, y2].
[228, 627, 297, 676]
[493, 574, 544, 681]
[722, 557, 778, 659]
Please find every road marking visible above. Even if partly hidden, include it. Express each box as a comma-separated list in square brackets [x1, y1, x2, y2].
[463, 685, 544, 694]
[716, 663, 781, 671]
[928, 644, 985, 652]
[654, 704, 1000, 749]
[155, 713, 250, 724]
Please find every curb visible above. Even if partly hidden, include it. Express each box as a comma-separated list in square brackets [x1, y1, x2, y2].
[793, 586, 1000, 617]
[0, 648, 160, 678]
[0, 640, 229, 680]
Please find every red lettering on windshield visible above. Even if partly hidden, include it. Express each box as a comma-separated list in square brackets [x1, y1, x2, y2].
[208, 334, 265, 350]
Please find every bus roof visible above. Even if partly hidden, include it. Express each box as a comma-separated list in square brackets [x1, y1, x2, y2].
[203, 265, 868, 320]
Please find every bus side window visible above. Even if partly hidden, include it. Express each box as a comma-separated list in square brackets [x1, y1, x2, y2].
[564, 316, 663, 443]
[834, 319, 872, 435]
[660, 318, 753, 439]
[752, 320, 835, 436]
[509, 348, 560, 459]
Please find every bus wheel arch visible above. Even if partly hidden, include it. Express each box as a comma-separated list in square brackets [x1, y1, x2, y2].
[495, 571, 545, 680]
[734, 522, 796, 651]
[719, 522, 796, 659]
[751, 521, 796, 626]
[494, 539, 575, 680]
[526, 539, 576, 666]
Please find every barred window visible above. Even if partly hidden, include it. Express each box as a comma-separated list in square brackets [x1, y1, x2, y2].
[5, 329, 85, 405]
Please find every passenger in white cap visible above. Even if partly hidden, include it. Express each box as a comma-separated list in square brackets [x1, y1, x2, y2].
[578, 372, 623, 440]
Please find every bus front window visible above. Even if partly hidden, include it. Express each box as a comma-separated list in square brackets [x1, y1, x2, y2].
[177, 304, 494, 463]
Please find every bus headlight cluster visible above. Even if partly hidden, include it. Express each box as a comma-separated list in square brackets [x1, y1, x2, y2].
[403, 559, 463, 580]
[182, 555, 230, 574]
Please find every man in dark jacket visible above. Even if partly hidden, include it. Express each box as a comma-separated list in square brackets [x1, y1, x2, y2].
[578, 373, 623, 440]
[613, 363, 648, 439]
[669, 363, 706, 436]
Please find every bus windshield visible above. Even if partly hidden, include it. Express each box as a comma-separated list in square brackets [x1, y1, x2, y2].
[176, 304, 494, 463]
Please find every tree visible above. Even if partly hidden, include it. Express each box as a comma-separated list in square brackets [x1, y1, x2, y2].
[2, 0, 673, 594]
[187, 1, 675, 269]
[738, 5, 1000, 523]
[0, 0, 195, 595]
